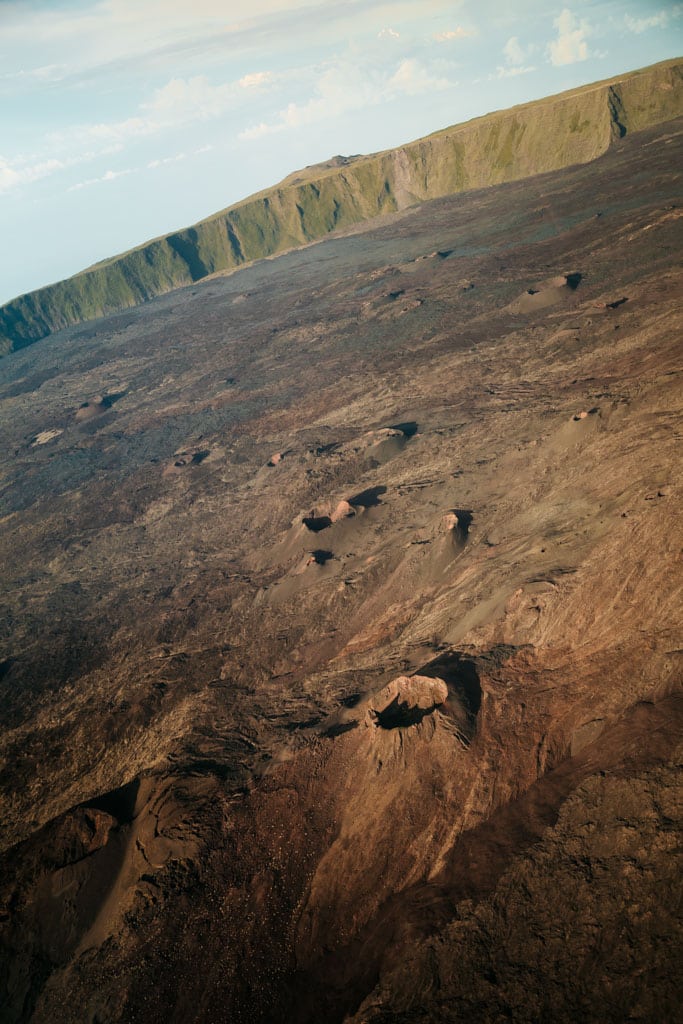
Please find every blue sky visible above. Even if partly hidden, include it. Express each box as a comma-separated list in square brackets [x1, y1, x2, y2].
[1, 0, 681, 304]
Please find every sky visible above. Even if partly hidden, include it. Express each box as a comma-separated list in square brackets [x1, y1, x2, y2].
[1, 0, 681, 305]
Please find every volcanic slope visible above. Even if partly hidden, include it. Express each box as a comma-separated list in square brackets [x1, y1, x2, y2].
[0, 117, 682, 1023]
[0, 57, 681, 355]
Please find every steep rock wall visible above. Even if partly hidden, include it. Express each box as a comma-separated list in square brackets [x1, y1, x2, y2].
[0, 58, 681, 355]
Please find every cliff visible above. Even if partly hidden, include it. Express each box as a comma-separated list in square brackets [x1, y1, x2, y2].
[1, 57, 681, 355]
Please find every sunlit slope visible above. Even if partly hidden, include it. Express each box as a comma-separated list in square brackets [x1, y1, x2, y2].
[1, 57, 681, 356]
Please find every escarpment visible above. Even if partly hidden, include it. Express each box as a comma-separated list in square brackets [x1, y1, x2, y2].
[1, 58, 681, 356]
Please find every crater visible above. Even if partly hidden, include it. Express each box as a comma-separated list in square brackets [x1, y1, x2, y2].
[83, 777, 140, 826]
[348, 485, 387, 509]
[509, 272, 583, 314]
[302, 514, 333, 533]
[444, 508, 473, 541]
[74, 391, 125, 423]
[369, 674, 449, 730]
[416, 651, 483, 739]
[0, 657, 16, 682]
[323, 720, 359, 738]
[164, 448, 211, 475]
[310, 549, 334, 566]
[389, 421, 418, 438]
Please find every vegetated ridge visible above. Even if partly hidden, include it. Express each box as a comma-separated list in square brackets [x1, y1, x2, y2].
[0, 56, 681, 356]
[0, 99, 681, 1023]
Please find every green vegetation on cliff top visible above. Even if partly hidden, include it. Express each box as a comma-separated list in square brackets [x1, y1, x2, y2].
[1, 58, 681, 356]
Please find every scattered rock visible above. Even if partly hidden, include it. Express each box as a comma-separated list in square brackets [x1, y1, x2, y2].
[31, 429, 63, 446]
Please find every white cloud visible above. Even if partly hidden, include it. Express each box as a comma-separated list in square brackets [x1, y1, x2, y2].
[434, 27, 475, 42]
[495, 64, 535, 79]
[0, 63, 68, 84]
[239, 71, 273, 88]
[494, 34, 536, 79]
[143, 75, 243, 120]
[503, 36, 526, 66]
[240, 122, 272, 141]
[0, 0, 324, 54]
[35, 73, 261, 178]
[0, 156, 61, 192]
[548, 8, 591, 66]
[0, 153, 80, 194]
[45, 125, 134, 160]
[147, 153, 186, 169]
[0, 161, 20, 193]
[68, 168, 134, 192]
[66, 142, 216, 188]
[146, 145, 213, 170]
[378, 27, 400, 40]
[0, 65, 238, 194]
[240, 57, 456, 141]
[1, 0, 470, 101]
[105, 0, 326, 20]
[389, 58, 453, 96]
[624, 7, 681, 33]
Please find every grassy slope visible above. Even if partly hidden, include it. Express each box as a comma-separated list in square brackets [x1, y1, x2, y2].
[1, 58, 681, 356]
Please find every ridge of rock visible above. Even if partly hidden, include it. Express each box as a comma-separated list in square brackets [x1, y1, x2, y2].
[0, 58, 681, 355]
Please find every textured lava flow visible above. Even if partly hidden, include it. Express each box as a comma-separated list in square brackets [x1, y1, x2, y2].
[0, 118, 681, 1023]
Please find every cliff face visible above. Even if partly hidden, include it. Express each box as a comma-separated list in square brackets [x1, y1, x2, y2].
[1, 58, 681, 356]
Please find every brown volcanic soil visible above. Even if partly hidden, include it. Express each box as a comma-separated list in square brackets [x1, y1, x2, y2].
[0, 120, 682, 1023]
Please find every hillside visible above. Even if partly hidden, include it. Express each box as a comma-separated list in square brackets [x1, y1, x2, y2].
[0, 109, 681, 1022]
[0, 57, 681, 356]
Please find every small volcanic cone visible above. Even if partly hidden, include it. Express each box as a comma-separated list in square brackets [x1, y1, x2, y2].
[75, 396, 106, 422]
[302, 513, 332, 532]
[369, 674, 448, 729]
[331, 500, 355, 523]
[509, 272, 583, 314]
[74, 392, 123, 422]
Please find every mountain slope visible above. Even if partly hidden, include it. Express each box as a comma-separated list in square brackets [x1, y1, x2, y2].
[0, 57, 681, 356]
[0, 113, 681, 1022]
